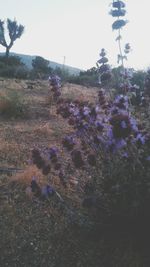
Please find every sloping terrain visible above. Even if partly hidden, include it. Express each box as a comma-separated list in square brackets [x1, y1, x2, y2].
[0, 52, 83, 75]
[0, 79, 149, 267]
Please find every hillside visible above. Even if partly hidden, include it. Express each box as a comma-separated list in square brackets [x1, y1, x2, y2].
[0, 52, 83, 76]
[0, 80, 101, 267]
[0, 78, 150, 266]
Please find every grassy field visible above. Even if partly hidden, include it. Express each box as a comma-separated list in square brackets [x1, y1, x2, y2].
[0, 78, 150, 267]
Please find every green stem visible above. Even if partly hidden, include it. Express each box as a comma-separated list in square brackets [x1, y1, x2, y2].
[118, 28, 124, 68]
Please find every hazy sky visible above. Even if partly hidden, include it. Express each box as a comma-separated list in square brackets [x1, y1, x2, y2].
[0, 0, 150, 70]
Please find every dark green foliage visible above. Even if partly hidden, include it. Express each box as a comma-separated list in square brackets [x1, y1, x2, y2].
[32, 56, 50, 72]
[31, 59, 71, 80]
[68, 67, 98, 87]
[111, 67, 146, 95]
[131, 70, 146, 91]
[111, 67, 123, 90]
[7, 19, 24, 40]
[0, 55, 24, 66]
[31, 56, 52, 79]
[0, 18, 24, 57]
[144, 68, 150, 96]
[96, 148, 150, 227]
[54, 66, 70, 81]
[0, 55, 29, 79]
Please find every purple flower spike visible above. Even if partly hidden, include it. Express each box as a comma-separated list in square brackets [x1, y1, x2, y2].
[48, 147, 58, 159]
[135, 133, 145, 145]
[41, 185, 55, 198]
[95, 121, 104, 131]
[121, 120, 127, 129]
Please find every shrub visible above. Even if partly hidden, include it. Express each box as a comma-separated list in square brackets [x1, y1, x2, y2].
[0, 55, 29, 79]
[0, 89, 27, 118]
[27, 81, 150, 232]
[68, 68, 99, 87]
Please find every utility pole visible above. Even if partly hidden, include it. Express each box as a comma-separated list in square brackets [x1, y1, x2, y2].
[63, 56, 66, 68]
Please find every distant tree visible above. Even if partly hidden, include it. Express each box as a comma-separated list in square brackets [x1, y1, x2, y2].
[0, 18, 24, 58]
[53, 66, 70, 81]
[54, 66, 62, 77]
[144, 68, 150, 96]
[68, 67, 98, 87]
[131, 70, 146, 91]
[32, 56, 52, 78]
[0, 55, 29, 79]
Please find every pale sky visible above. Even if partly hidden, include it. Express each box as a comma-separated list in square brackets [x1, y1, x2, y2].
[0, 0, 150, 71]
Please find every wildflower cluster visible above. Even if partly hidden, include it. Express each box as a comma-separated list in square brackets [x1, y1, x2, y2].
[56, 86, 150, 220]
[25, 0, 150, 232]
[27, 175, 55, 200]
[27, 65, 150, 230]
[58, 89, 149, 159]
[31, 146, 68, 188]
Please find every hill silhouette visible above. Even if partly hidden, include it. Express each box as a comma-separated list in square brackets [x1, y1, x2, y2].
[0, 52, 83, 75]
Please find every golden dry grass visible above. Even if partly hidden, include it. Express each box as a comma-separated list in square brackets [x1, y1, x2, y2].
[0, 79, 97, 170]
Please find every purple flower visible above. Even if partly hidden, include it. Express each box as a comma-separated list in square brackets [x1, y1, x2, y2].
[110, 113, 131, 139]
[121, 120, 127, 129]
[83, 106, 91, 116]
[41, 185, 55, 198]
[95, 121, 104, 131]
[135, 133, 145, 145]
[122, 152, 129, 158]
[48, 147, 58, 159]
[115, 139, 127, 149]
[114, 95, 129, 110]
[93, 135, 104, 145]
[130, 117, 138, 132]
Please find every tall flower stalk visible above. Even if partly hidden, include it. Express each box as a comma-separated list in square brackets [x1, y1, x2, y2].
[110, 1, 133, 94]
[96, 48, 112, 87]
[110, 0, 130, 67]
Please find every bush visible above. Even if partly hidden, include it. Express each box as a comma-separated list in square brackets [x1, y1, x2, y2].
[0, 89, 27, 118]
[92, 143, 150, 227]
[67, 68, 99, 87]
[39, 89, 150, 230]
[0, 56, 29, 79]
